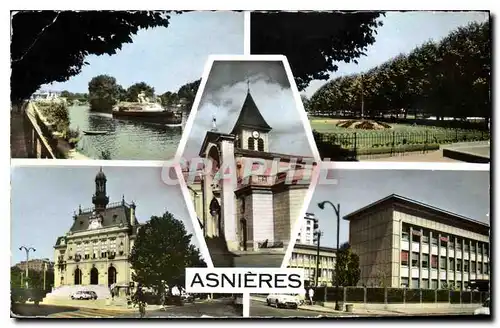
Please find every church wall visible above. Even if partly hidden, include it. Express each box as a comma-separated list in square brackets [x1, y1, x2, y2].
[219, 139, 238, 251]
[273, 189, 291, 246]
[236, 195, 254, 250]
[251, 190, 275, 248]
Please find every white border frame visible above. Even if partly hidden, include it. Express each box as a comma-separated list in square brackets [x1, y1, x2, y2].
[174, 55, 324, 316]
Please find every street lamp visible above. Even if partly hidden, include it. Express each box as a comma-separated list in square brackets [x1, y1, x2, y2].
[317, 201, 341, 311]
[313, 223, 323, 287]
[19, 246, 36, 288]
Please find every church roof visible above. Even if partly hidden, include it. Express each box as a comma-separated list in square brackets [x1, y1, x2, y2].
[68, 202, 139, 233]
[199, 131, 235, 157]
[230, 91, 272, 134]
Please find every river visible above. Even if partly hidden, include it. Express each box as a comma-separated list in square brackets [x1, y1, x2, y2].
[69, 105, 182, 160]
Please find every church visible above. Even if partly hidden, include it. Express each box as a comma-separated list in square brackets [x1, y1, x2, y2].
[184, 87, 316, 267]
[53, 168, 140, 289]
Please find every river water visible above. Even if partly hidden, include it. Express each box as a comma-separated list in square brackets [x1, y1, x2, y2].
[69, 105, 182, 160]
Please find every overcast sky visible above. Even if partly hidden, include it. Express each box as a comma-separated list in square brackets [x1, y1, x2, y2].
[307, 169, 490, 248]
[11, 166, 204, 265]
[182, 60, 314, 160]
[303, 11, 490, 97]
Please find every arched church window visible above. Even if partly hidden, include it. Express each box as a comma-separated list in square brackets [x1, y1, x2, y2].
[257, 138, 264, 151]
[247, 137, 255, 150]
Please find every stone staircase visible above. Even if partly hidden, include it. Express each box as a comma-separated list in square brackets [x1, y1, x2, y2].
[43, 285, 112, 302]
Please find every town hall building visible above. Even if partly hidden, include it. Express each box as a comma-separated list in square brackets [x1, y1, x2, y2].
[184, 87, 316, 267]
[53, 168, 141, 289]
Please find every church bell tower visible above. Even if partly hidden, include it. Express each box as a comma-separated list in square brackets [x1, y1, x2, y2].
[92, 167, 109, 212]
[230, 83, 272, 152]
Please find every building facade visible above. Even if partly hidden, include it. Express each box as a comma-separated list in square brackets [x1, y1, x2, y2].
[346, 194, 490, 290]
[295, 213, 316, 245]
[288, 244, 336, 286]
[53, 168, 141, 288]
[184, 88, 315, 267]
[16, 259, 54, 272]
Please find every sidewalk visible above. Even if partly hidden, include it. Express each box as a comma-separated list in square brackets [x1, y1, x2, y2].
[251, 296, 474, 316]
[40, 297, 215, 313]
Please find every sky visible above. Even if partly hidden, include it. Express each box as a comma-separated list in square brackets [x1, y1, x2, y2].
[182, 60, 315, 160]
[303, 11, 490, 97]
[43, 11, 244, 94]
[308, 169, 490, 248]
[10, 166, 203, 265]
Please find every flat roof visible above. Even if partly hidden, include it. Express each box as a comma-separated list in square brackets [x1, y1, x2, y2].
[343, 194, 489, 229]
[293, 243, 337, 254]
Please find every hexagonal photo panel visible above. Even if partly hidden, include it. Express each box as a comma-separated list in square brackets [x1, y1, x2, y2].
[176, 55, 321, 268]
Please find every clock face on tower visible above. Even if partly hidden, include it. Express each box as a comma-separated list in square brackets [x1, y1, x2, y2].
[252, 131, 260, 139]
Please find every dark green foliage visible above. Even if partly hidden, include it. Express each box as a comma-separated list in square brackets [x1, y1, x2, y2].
[88, 74, 119, 112]
[177, 79, 201, 111]
[251, 12, 384, 91]
[129, 211, 205, 289]
[333, 242, 360, 287]
[11, 11, 175, 102]
[11, 266, 54, 290]
[309, 21, 491, 124]
[126, 82, 155, 102]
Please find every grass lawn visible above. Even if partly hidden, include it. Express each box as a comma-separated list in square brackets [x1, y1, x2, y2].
[309, 117, 489, 150]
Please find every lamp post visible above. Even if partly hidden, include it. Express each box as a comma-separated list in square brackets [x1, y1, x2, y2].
[313, 226, 323, 287]
[19, 246, 36, 288]
[318, 201, 341, 311]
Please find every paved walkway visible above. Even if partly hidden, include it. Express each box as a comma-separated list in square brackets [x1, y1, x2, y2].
[11, 110, 29, 158]
[251, 296, 475, 316]
[363, 149, 460, 163]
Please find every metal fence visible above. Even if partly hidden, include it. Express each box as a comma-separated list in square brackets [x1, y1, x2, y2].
[313, 286, 489, 305]
[313, 129, 490, 161]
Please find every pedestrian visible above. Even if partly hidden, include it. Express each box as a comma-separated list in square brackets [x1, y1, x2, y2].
[308, 287, 315, 305]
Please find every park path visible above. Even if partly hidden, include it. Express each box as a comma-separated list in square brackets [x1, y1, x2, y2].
[363, 150, 460, 163]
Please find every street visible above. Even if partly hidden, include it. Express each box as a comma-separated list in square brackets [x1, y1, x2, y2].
[11, 299, 242, 319]
[250, 300, 334, 317]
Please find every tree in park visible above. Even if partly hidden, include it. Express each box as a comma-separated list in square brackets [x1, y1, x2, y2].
[126, 82, 155, 102]
[11, 11, 177, 104]
[88, 75, 120, 112]
[160, 91, 180, 108]
[129, 211, 206, 290]
[308, 21, 491, 125]
[332, 242, 360, 287]
[250, 12, 384, 91]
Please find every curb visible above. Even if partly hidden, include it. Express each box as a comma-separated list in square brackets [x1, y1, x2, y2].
[251, 297, 344, 316]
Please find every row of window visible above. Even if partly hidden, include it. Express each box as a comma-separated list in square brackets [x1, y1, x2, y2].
[401, 278, 475, 290]
[401, 251, 489, 274]
[290, 253, 335, 266]
[402, 223, 489, 256]
[68, 251, 121, 261]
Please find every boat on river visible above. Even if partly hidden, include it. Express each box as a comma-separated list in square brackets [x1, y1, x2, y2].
[112, 92, 182, 125]
[83, 130, 109, 135]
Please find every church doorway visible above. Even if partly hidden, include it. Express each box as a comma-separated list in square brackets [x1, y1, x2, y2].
[108, 266, 117, 287]
[90, 267, 99, 285]
[74, 268, 82, 285]
[240, 218, 247, 251]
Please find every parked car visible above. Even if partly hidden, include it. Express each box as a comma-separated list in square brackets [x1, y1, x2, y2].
[70, 291, 95, 300]
[474, 298, 490, 315]
[87, 291, 98, 300]
[266, 294, 300, 309]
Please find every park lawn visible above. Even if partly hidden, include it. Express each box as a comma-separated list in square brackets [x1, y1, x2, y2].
[309, 117, 488, 150]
